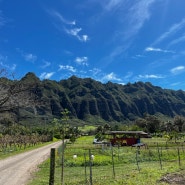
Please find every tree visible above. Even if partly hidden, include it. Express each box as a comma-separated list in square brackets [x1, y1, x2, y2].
[51, 109, 71, 185]
[0, 71, 41, 114]
[135, 118, 147, 131]
[145, 114, 161, 133]
[134, 115, 161, 133]
[173, 116, 185, 132]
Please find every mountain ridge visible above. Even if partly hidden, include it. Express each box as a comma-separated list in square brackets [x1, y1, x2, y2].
[1, 72, 185, 125]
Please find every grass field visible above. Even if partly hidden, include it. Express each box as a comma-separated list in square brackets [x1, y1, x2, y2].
[28, 136, 185, 185]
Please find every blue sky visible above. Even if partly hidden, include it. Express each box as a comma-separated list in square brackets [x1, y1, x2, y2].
[1, 0, 185, 90]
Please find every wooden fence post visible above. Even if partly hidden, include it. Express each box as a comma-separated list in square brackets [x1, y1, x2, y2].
[84, 153, 87, 184]
[136, 148, 140, 172]
[177, 148, 181, 168]
[111, 146, 115, 178]
[49, 148, 56, 185]
[157, 143, 162, 170]
[89, 149, 93, 185]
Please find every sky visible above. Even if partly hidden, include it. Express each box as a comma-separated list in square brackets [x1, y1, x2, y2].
[1, 0, 185, 90]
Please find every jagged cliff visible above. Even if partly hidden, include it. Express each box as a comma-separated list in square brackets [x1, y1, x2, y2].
[1, 73, 185, 124]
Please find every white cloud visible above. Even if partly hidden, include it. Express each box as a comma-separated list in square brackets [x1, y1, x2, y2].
[49, 10, 75, 25]
[125, 0, 155, 40]
[124, 72, 133, 80]
[65, 27, 89, 42]
[0, 11, 6, 27]
[101, 0, 155, 64]
[16, 48, 37, 63]
[89, 68, 101, 76]
[170, 66, 185, 75]
[102, 72, 121, 82]
[170, 82, 181, 87]
[40, 72, 55, 79]
[145, 47, 174, 53]
[101, 46, 124, 67]
[168, 34, 185, 47]
[49, 10, 89, 42]
[0, 54, 7, 63]
[132, 54, 145, 59]
[75, 57, 88, 65]
[59, 65, 76, 72]
[105, 0, 123, 11]
[153, 18, 185, 45]
[24, 53, 37, 63]
[82, 35, 89, 42]
[41, 60, 51, 68]
[63, 50, 73, 56]
[138, 74, 165, 79]
[0, 55, 16, 71]
[65, 28, 81, 36]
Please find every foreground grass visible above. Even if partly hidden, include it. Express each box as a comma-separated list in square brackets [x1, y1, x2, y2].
[28, 136, 185, 185]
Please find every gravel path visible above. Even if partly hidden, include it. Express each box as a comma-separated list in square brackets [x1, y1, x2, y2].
[0, 141, 62, 185]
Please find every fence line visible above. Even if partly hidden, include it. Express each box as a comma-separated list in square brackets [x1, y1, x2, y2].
[52, 143, 185, 184]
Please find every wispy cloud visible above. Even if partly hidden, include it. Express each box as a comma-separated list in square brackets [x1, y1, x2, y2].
[170, 82, 182, 87]
[49, 10, 89, 42]
[0, 54, 7, 63]
[89, 68, 101, 76]
[65, 27, 81, 36]
[24, 53, 37, 63]
[126, 0, 155, 39]
[170, 66, 185, 75]
[50, 10, 76, 25]
[132, 54, 145, 59]
[64, 27, 89, 42]
[0, 54, 16, 71]
[145, 47, 174, 53]
[101, 46, 124, 67]
[63, 50, 73, 56]
[40, 60, 51, 69]
[168, 34, 185, 47]
[59, 65, 76, 72]
[39, 72, 55, 79]
[105, 0, 123, 11]
[101, 0, 155, 64]
[153, 18, 185, 46]
[138, 74, 165, 79]
[75, 57, 88, 65]
[102, 72, 121, 82]
[16, 48, 37, 63]
[124, 72, 133, 80]
[0, 11, 6, 27]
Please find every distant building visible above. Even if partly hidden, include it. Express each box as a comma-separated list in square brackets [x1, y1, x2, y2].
[104, 131, 149, 146]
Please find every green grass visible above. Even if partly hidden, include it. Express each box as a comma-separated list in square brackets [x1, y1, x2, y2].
[79, 125, 97, 132]
[28, 136, 185, 185]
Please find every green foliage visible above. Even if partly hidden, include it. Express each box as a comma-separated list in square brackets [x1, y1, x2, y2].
[2, 74, 185, 127]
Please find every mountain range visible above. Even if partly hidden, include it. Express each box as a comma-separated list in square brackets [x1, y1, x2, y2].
[1, 72, 185, 126]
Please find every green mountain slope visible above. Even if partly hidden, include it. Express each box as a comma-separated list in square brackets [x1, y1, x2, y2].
[1, 73, 185, 125]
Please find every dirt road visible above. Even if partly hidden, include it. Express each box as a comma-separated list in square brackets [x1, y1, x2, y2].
[0, 141, 62, 185]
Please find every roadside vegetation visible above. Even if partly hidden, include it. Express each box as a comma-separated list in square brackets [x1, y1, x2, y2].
[0, 123, 56, 159]
[28, 134, 185, 185]
[1, 105, 185, 184]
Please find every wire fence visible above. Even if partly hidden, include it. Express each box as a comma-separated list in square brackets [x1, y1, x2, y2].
[53, 143, 185, 185]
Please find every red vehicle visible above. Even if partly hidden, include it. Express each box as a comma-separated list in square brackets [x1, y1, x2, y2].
[105, 131, 149, 146]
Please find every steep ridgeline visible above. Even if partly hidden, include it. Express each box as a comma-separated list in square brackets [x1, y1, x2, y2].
[3, 73, 185, 123]
[25, 74, 185, 122]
